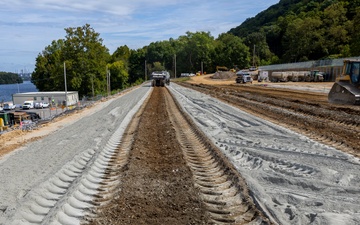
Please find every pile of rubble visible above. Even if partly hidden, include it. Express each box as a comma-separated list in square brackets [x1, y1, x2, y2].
[210, 71, 236, 79]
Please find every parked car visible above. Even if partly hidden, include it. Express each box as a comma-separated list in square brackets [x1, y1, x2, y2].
[42, 102, 50, 108]
[35, 102, 44, 109]
[22, 100, 34, 109]
[3, 103, 16, 110]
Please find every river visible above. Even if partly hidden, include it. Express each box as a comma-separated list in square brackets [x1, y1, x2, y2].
[0, 81, 38, 103]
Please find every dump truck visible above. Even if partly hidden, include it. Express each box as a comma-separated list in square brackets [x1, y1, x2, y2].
[236, 71, 253, 84]
[328, 59, 360, 105]
[308, 70, 325, 82]
[151, 71, 170, 87]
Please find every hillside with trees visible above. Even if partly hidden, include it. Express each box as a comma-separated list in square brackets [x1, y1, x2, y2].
[0, 72, 23, 84]
[229, 0, 360, 65]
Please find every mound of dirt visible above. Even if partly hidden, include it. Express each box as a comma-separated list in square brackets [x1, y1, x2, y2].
[210, 71, 236, 79]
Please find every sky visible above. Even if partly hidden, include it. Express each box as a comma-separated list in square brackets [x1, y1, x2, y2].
[0, 0, 279, 73]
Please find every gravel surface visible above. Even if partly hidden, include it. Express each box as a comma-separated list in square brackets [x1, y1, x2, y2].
[0, 79, 359, 225]
[0, 86, 151, 224]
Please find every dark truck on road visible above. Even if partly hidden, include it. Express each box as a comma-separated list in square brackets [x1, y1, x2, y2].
[151, 71, 170, 87]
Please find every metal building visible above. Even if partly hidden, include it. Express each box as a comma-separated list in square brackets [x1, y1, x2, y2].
[12, 91, 79, 107]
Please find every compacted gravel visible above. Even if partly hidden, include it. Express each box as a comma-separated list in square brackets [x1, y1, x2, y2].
[1, 80, 359, 225]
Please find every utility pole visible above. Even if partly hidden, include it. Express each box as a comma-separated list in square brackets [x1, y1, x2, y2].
[91, 75, 94, 99]
[64, 61, 68, 111]
[145, 60, 147, 81]
[201, 61, 203, 75]
[174, 54, 177, 79]
[106, 66, 110, 97]
[253, 44, 256, 68]
[108, 67, 111, 95]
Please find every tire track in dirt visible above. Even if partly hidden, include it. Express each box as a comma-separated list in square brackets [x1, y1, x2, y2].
[178, 83, 360, 157]
[87, 87, 271, 224]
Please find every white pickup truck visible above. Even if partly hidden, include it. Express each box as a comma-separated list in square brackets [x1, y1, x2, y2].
[22, 100, 34, 109]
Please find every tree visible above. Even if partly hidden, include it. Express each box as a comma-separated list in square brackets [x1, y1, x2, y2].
[213, 33, 250, 69]
[322, 2, 351, 58]
[282, 14, 324, 62]
[151, 62, 165, 72]
[128, 48, 146, 84]
[107, 61, 128, 90]
[350, 6, 360, 56]
[32, 24, 110, 98]
[62, 24, 110, 97]
[112, 45, 130, 63]
[0, 72, 23, 84]
[178, 31, 215, 73]
[32, 39, 64, 91]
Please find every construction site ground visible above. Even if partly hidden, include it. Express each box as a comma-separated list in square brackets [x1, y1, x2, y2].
[0, 73, 359, 225]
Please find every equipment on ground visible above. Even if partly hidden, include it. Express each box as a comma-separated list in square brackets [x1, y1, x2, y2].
[328, 59, 360, 105]
[258, 71, 269, 82]
[308, 70, 325, 82]
[151, 71, 170, 87]
[236, 71, 253, 84]
[270, 71, 291, 82]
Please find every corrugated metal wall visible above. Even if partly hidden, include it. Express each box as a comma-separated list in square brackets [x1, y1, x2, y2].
[258, 57, 360, 81]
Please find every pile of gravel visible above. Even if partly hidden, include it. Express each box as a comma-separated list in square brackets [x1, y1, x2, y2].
[210, 71, 236, 79]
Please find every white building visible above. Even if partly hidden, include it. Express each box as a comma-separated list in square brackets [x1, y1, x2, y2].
[12, 91, 79, 106]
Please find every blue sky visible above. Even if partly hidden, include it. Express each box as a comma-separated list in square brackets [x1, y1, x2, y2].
[0, 0, 279, 73]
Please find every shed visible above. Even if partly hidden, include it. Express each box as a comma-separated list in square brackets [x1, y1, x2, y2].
[12, 91, 79, 106]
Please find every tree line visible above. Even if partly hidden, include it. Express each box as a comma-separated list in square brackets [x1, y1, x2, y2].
[32, 25, 250, 98]
[0, 72, 23, 84]
[229, 0, 360, 65]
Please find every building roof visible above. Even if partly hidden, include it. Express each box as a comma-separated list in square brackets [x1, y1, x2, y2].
[12, 91, 78, 97]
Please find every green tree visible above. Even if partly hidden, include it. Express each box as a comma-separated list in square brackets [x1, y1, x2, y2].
[32, 39, 64, 91]
[179, 31, 215, 73]
[350, 6, 360, 56]
[107, 61, 128, 90]
[213, 33, 250, 69]
[128, 48, 146, 83]
[62, 24, 110, 97]
[151, 62, 165, 72]
[111, 45, 130, 63]
[0, 72, 23, 84]
[282, 14, 324, 62]
[322, 2, 351, 57]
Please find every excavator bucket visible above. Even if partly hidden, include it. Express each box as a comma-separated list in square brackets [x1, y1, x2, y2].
[328, 81, 360, 105]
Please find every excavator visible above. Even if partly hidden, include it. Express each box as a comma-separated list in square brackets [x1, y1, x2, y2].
[328, 59, 360, 105]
